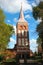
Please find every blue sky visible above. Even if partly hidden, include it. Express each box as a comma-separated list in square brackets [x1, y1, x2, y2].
[0, 0, 42, 52]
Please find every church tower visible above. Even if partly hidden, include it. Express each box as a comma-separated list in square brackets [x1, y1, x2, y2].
[16, 3, 30, 63]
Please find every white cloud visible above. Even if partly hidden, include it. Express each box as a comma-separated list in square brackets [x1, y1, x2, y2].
[14, 18, 18, 22]
[10, 38, 16, 44]
[32, 2, 37, 7]
[25, 14, 31, 19]
[8, 38, 16, 48]
[35, 0, 43, 5]
[32, 0, 43, 7]
[35, 0, 40, 5]
[37, 17, 42, 23]
[7, 20, 11, 22]
[30, 39, 38, 52]
[30, 39, 36, 44]
[0, 0, 32, 13]
[13, 25, 16, 35]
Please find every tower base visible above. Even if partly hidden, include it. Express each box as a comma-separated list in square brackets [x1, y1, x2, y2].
[16, 52, 30, 64]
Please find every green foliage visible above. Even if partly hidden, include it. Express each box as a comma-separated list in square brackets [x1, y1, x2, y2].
[5, 58, 16, 62]
[0, 55, 4, 62]
[33, 2, 43, 52]
[33, 2, 43, 19]
[38, 2, 43, 9]
[37, 37, 42, 46]
[0, 9, 5, 22]
[37, 59, 42, 62]
[36, 21, 43, 44]
[0, 9, 14, 51]
[36, 22, 43, 32]
[33, 7, 40, 20]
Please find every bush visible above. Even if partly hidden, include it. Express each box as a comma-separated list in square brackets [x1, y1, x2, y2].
[35, 56, 41, 59]
[0, 55, 4, 62]
[37, 59, 42, 62]
[5, 58, 16, 62]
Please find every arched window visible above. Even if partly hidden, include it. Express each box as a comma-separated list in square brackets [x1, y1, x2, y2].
[18, 30, 21, 37]
[22, 30, 24, 37]
[22, 38, 24, 46]
[24, 31, 27, 37]
[25, 39, 28, 46]
[18, 38, 21, 46]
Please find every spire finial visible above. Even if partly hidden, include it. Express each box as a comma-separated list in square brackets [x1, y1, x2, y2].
[21, 2, 22, 6]
[21, 2, 22, 10]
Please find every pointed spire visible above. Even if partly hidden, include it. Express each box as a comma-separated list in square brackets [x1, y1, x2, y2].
[20, 2, 24, 19]
[18, 3, 27, 22]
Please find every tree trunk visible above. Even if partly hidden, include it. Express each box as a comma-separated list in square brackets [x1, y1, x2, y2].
[41, 38, 43, 60]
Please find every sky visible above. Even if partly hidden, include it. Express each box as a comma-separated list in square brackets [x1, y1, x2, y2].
[0, 0, 43, 52]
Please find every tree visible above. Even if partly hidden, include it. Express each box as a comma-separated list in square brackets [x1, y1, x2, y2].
[33, 2, 43, 57]
[33, 2, 43, 20]
[0, 9, 14, 52]
[37, 37, 42, 46]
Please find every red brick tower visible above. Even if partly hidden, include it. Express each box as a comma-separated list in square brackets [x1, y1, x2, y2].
[16, 3, 30, 63]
